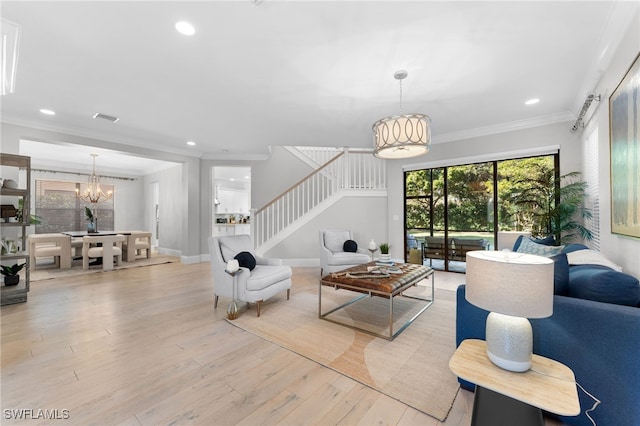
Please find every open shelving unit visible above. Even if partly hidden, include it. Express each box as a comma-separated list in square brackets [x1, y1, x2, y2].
[1, 153, 31, 305]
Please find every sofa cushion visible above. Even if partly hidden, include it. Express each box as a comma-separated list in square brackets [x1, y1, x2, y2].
[235, 251, 256, 271]
[246, 265, 292, 291]
[326, 251, 370, 266]
[550, 253, 570, 295]
[219, 235, 254, 262]
[513, 234, 556, 251]
[324, 230, 351, 253]
[343, 239, 358, 253]
[515, 237, 564, 256]
[568, 265, 640, 307]
[566, 249, 623, 272]
[562, 243, 589, 253]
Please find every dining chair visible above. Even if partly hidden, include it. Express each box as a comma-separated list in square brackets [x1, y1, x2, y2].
[28, 233, 72, 271]
[82, 234, 125, 271]
[122, 231, 152, 262]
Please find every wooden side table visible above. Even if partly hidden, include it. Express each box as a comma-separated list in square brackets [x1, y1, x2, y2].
[449, 339, 580, 426]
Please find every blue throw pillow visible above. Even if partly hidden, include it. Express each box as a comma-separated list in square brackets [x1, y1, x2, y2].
[516, 237, 564, 256]
[568, 265, 640, 307]
[550, 253, 569, 295]
[343, 239, 358, 253]
[562, 243, 589, 254]
[235, 251, 256, 271]
[534, 235, 556, 246]
[514, 235, 557, 251]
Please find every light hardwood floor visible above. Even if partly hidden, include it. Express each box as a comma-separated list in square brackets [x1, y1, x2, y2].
[1, 262, 562, 425]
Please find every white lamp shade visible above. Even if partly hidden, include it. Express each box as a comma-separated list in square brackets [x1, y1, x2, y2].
[465, 250, 554, 318]
[373, 114, 431, 159]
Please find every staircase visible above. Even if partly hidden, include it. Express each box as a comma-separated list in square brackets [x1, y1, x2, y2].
[251, 148, 386, 253]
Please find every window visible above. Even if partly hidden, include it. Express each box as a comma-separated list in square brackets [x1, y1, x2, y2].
[405, 153, 558, 272]
[35, 180, 114, 233]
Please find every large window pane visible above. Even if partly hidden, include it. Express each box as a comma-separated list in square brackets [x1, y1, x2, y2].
[405, 154, 557, 272]
[35, 180, 115, 233]
[497, 156, 555, 247]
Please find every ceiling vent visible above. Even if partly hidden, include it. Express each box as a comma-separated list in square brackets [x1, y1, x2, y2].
[92, 112, 120, 123]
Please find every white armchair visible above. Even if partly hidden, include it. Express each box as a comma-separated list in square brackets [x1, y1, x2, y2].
[208, 234, 291, 317]
[319, 229, 370, 275]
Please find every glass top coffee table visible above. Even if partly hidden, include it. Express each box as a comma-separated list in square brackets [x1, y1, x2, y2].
[319, 262, 434, 340]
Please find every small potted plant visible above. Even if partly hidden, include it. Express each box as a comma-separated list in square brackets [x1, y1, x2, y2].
[378, 243, 391, 263]
[1, 262, 26, 286]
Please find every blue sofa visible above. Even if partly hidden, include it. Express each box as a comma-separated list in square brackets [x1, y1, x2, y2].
[456, 242, 640, 426]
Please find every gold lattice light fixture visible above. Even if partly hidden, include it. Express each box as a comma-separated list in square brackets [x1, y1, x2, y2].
[75, 154, 113, 203]
[372, 70, 431, 159]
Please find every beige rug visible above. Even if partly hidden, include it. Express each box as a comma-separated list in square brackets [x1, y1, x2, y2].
[30, 254, 179, 281]
[227, 273, 461, 422]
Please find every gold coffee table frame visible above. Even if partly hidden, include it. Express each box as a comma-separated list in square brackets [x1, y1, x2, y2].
[319, 263, 434, 340]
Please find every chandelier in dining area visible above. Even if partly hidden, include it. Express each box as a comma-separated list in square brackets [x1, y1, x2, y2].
[76, 154, 113, 203]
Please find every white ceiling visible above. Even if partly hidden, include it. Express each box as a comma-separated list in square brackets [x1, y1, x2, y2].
[2, 1, 638, 172]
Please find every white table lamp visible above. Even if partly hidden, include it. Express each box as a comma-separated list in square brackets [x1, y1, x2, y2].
[465, 250, 554, 372]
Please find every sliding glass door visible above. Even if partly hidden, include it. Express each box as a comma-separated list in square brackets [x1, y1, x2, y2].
[405, 154, 557, 272]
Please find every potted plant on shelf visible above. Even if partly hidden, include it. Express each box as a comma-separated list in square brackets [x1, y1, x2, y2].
[378, 243, 391, 263]
[1, 262, 26, 286]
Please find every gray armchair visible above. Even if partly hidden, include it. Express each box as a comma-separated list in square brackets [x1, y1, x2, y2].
[319, 229, 370, 275]
[208, 234, 291, 317]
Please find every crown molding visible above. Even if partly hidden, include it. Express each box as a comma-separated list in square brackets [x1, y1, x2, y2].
[432, 112, 574, 144]
[1, 116, 202, 159]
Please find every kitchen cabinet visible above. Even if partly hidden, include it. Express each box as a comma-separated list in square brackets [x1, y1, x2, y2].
[217, 188, 250, 215]
[212, 224, 251, 237]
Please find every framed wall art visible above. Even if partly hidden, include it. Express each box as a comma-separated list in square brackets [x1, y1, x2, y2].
[609, 52, 640, 238]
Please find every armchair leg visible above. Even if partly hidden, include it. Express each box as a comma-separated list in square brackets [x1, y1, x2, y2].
[256, 300, 262, 317]
[287, 289, 290, 300]
[214, 294, 219, 309]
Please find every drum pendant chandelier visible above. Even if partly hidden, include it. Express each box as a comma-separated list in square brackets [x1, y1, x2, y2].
[372, 70, 431, 159]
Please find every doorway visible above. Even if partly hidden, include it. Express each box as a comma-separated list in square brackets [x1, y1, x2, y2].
[212, 167, 251, 237]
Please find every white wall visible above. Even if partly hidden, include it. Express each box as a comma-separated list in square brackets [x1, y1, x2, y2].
[144, 164, 183, 254]
[250, 146, 314, 209]
[589, 11, 640, 278]
[263, 195, 388, 263]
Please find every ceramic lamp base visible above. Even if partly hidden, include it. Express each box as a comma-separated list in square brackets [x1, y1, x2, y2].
[485, 312, 533, 372]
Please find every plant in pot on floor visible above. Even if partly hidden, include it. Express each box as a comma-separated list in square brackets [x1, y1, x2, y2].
[1, 262, 26, 286]
[379, 243, 391, 263]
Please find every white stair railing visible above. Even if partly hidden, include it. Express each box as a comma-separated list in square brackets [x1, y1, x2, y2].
[252, 150, 386, 248]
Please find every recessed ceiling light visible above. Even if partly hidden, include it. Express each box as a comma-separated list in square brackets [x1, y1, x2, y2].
[40, 109, 55, 115]
[175, 21, 195, 36]
[186, 141, 196, 146]
[525, 98, 540, 105]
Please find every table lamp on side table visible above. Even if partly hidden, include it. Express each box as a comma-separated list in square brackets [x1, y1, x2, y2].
[465, 251, 554, 372]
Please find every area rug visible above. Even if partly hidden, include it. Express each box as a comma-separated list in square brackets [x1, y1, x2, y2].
[227, 274, 461, 422]
[30, 254, 179, 281]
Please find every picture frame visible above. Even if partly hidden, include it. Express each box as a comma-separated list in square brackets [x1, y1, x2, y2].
[609, 52, 640, 239]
